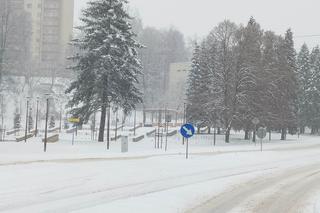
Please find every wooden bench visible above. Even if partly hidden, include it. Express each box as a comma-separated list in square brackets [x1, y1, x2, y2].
[7, 129, 19, 136]
[111, 135, 122, 141]
[16, 133, 34, 142]
[129, 123, 142, 132]
[146, 129, 156, 137]
[166, 130, 177, 137]
[48, 127, 60, 133]
[132, 135, 144, 142]
[42, 134, 59, 143]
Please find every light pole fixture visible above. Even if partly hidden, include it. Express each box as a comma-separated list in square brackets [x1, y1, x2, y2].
[115, 108, 118, 142]
[107, 95, 112, 150]
[24, 96, 31, 143]
[44, 94, 51, 152]
[133, 109, 137, 136]
[35, 97, 39, 137]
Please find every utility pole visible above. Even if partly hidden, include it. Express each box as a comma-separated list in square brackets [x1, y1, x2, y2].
[182, 103, 186, 145]
[35, 97, 39, 137]
[59, 104, 62, 133]
[24, 97, 30, 143]
[107, 106, 111, 150]
[115, 109, 118, 141]
[133, 109, 137, 136]
[44, 96, 50, 152]
[1, 94, 3, 141]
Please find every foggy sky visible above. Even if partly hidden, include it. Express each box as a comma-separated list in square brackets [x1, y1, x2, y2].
[74, 0, 320, 49]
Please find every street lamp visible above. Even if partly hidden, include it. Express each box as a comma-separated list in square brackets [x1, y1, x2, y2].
[115, 108, 118, 142]
[0, 93, 4, 141]
[182, 103, 186, 145]
[106, 96, 112, 150]
[59, 102, 62, 133]
[35, 97, 39, 137]
[133, 109, 136, 136]
[44, 94, 51, 152]
[24, 97, 31, 143]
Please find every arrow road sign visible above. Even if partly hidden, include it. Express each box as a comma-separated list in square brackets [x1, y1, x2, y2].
[180, 123, 195, 139]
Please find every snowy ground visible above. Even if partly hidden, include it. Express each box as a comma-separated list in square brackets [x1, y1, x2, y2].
[1, 130, 320, 213]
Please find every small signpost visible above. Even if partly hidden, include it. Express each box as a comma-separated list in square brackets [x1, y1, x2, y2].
[257, 127, 267, 152]
[180, 123, 195, 159]
[68, 117, 80, 146]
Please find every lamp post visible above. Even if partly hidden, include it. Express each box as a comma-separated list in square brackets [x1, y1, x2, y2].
[0, 93, 4, 141]
[106, 96, 112, 150]
[182, 103, 186, 145]
[133, 109, 136, 136]
[24, 97, 31, 143]
[44, 94, 51, 152]
[115, 109, 118, 141]
[35, 97, 39, 137]
[59, 103, 62, 133]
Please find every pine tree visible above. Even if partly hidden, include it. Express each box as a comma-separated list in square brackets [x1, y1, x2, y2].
[297, 44, 311, 132]
[261, 31, 282, 136]
[276, 29, 298, 140]
[186, 41, 215, 130]
[309, 46, 320, 133]
[66, 0, 143, 142]
[232, 17, 263, 142]
[186, 43, 202, 125]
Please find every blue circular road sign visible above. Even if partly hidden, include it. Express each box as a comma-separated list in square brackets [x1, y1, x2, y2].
[180, 123, 195, 139]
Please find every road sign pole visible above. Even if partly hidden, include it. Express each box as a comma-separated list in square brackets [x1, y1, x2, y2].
[24, 98, 30, 143]
[72, 128, 75, 146]
[161, 128, 163, 149]
[186, 138, 189, 159]
[44, 97, 49, 152]
[154, 129, 157, 149]
[165, 122, 168, 151]
[180, 123, 195, 159]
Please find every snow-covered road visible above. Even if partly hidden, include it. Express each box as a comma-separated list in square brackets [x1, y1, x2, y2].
[189, 163, 320, 213]
[1, 134, 320, 213]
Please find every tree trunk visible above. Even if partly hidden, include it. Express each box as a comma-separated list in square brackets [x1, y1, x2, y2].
[281, 128, 286, 140]
[244, 130, 250, 140]
[217, 127, 221, 135]
[106, 107, 111, 149]
[225, 128, 230, 143]
[197, 126, 200, 134]
[208, 126, 211, 134]
[252, 129, 256, 143]
[269, 129, 271, 141]
[98, 105, 107, 142]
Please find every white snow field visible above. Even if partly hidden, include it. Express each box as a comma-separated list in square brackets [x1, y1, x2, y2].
[1, 130, 320, 213]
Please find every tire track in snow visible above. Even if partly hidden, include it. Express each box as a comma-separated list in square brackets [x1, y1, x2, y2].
[187, 163, 320, 213]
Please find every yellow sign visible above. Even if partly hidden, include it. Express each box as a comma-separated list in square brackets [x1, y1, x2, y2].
[68, 117, 80, 123]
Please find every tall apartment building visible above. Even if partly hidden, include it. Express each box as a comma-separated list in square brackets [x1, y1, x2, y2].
[23, 0, 74, 77]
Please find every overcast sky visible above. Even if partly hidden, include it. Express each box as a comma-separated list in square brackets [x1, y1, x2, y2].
[74, 0, 320, 49]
